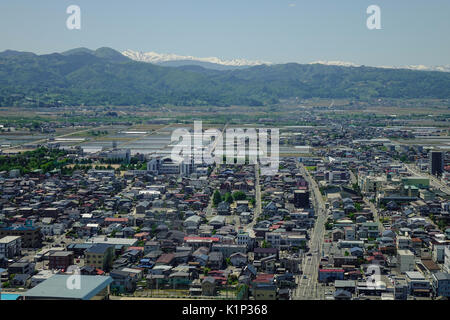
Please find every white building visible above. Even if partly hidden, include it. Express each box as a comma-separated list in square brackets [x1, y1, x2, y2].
[444, 246, 450, 273]
[0, 236, 21, 258]
[265, 232, 282, 249]
[433, 244, 446, 264]
[107, 149, 131, 163]
[359, 175, 386, 194]
[405, 271, 431, 296]
[147, 157, 195, 176]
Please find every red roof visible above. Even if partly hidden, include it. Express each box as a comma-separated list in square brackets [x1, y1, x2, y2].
[319, 269, 345, 273]
[194, 194, 207, 197]
[254, 274, 274, 283]
[105, 217, 128, 222]
[128, 246, 144, 251]
[134, 232, 149, 238]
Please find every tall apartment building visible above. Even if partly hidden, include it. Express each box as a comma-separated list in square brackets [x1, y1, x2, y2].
[398, 249, 415, 273]
[429, 151, 444, 177]
[294, 190, 310, 209]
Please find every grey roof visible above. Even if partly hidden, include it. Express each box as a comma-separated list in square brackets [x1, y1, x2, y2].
[21, 275, 113, 300]
[85, 243, 113, 254]
[434, 272, 450, 281]
[335, 280, 356, 287]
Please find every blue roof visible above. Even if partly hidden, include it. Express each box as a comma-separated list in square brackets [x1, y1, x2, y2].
[1, 226, 38, 231]
[67, 243, 93, 249]
[21, 275, 113, 300]
[1, 293, 20, 301]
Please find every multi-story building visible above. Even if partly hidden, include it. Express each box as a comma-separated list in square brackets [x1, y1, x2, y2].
[265, 232, 281, 249]
[236, 232, 252, 247]
[397, 236, 412, 251]
[106, 149, 131, 163]
[405, 271, 431, 297]
[429, 151, 444, 177]
[147, 157, 195, 176]
[398, 250, 415, 273]
[48, 251, 74, 270]
[0, 236, 21, 258]
[0, 225, 42, 248]
[432, 244, 446, 264]
[444, 246, 450, 273]
[294, 190, 310, 209]
[432, 272, 450, 298]
[85, 244, 114, 272]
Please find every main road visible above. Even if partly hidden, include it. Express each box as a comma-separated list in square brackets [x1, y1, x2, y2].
[403, 163, 450, 195]
[204, 123, 229, 219]
[293, 163, 327, 300]
[245, 163, 261, 236]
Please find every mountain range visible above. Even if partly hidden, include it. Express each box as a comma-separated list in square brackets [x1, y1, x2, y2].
[123, 49, 450, 73]
[1, 47, 450, 107]
[121, 49, 271, 70]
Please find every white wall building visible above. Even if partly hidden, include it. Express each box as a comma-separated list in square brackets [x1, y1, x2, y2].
[398, 249, 415, 273]
[0, 236, 22, 258]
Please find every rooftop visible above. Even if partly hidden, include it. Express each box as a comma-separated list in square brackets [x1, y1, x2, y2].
[21, 275, 113, 300]
[0, 236, 21, 243]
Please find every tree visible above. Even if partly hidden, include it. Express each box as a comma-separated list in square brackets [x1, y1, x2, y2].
[261, 240, 271, 248]
[213, 190, 222, 207]
[224, 192, 234, 204]
[232, 191, 247, 201]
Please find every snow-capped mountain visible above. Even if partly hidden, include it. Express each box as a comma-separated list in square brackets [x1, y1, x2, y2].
[122, 50, 450, 73]
[309, 60, 450, 72]
[386, 64, 450, 72]
[122, 49, 271, 67]
[309, 60, 361, 67]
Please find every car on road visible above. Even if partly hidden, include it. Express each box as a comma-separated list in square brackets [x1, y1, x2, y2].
[303, 275, 307, 279]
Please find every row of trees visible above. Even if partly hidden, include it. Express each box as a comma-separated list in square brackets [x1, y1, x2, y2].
[212, 190, 248, 207]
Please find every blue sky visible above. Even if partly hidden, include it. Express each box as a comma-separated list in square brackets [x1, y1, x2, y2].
[0, 0, 449, 66]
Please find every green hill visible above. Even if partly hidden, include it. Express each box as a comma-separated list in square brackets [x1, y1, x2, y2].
[1, 47, 450, 107]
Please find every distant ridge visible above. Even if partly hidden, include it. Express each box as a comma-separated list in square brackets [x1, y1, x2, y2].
[63, 47, 130, 63]
[123, 50, 450, 73]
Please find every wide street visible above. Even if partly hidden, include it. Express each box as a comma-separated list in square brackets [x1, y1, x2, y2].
[293, 163, 327, 300]
[404, 163, 450, 195]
